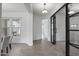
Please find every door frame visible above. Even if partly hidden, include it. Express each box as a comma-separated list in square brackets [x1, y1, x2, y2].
[50, 3, 69, 56]
[50, 15, 56, 44]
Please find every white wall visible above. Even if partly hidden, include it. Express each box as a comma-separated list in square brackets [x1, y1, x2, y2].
[33, 13, 42, 40]
[2, 3, 33, 46]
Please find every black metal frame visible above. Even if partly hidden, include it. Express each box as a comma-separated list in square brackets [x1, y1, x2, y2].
[50, 15, 56, 44]
[50, 16, 52, 43]
[51, 4, 66, 17]
[50, 4, 66, 45]
[66, 3, 79, 56]
[65, 3, 70, 56]
[69, 43, 79, 49]
[50, 3, 70, 56]
[69, 12, 79, 17]
[53, 15, 56, 44]
[50, 3, 79, 56]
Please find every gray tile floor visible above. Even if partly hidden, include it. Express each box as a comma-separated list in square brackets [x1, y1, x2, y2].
[6, 40, 79, 56]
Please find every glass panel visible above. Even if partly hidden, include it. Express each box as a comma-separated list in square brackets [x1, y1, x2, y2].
[70, 31, 79, 44]
[70, 45, 79, 56]
[70, 16, 79, 30]
[68, 3, 79, 15]
[68, 3, 79, 56]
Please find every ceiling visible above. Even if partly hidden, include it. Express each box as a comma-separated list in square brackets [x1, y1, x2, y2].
[2, 3, 63, 15]
[32, 3, 60, 15]
[2, 3, 26, 12]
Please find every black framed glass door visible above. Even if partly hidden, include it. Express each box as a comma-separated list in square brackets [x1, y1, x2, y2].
[66, 3, 79, 56]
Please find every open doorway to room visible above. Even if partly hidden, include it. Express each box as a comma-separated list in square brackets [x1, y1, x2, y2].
[1, 17, 21, 55]
[42, 19, 50, 41]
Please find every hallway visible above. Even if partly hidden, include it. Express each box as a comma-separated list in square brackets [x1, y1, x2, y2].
[0, 3, 79, 56]
[8, 40, 65, 56]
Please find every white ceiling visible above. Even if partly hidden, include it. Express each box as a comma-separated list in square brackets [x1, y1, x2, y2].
[32, 3, 59, 15]
[2, 3, 26, 12]
[2, 3, 63, 15]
